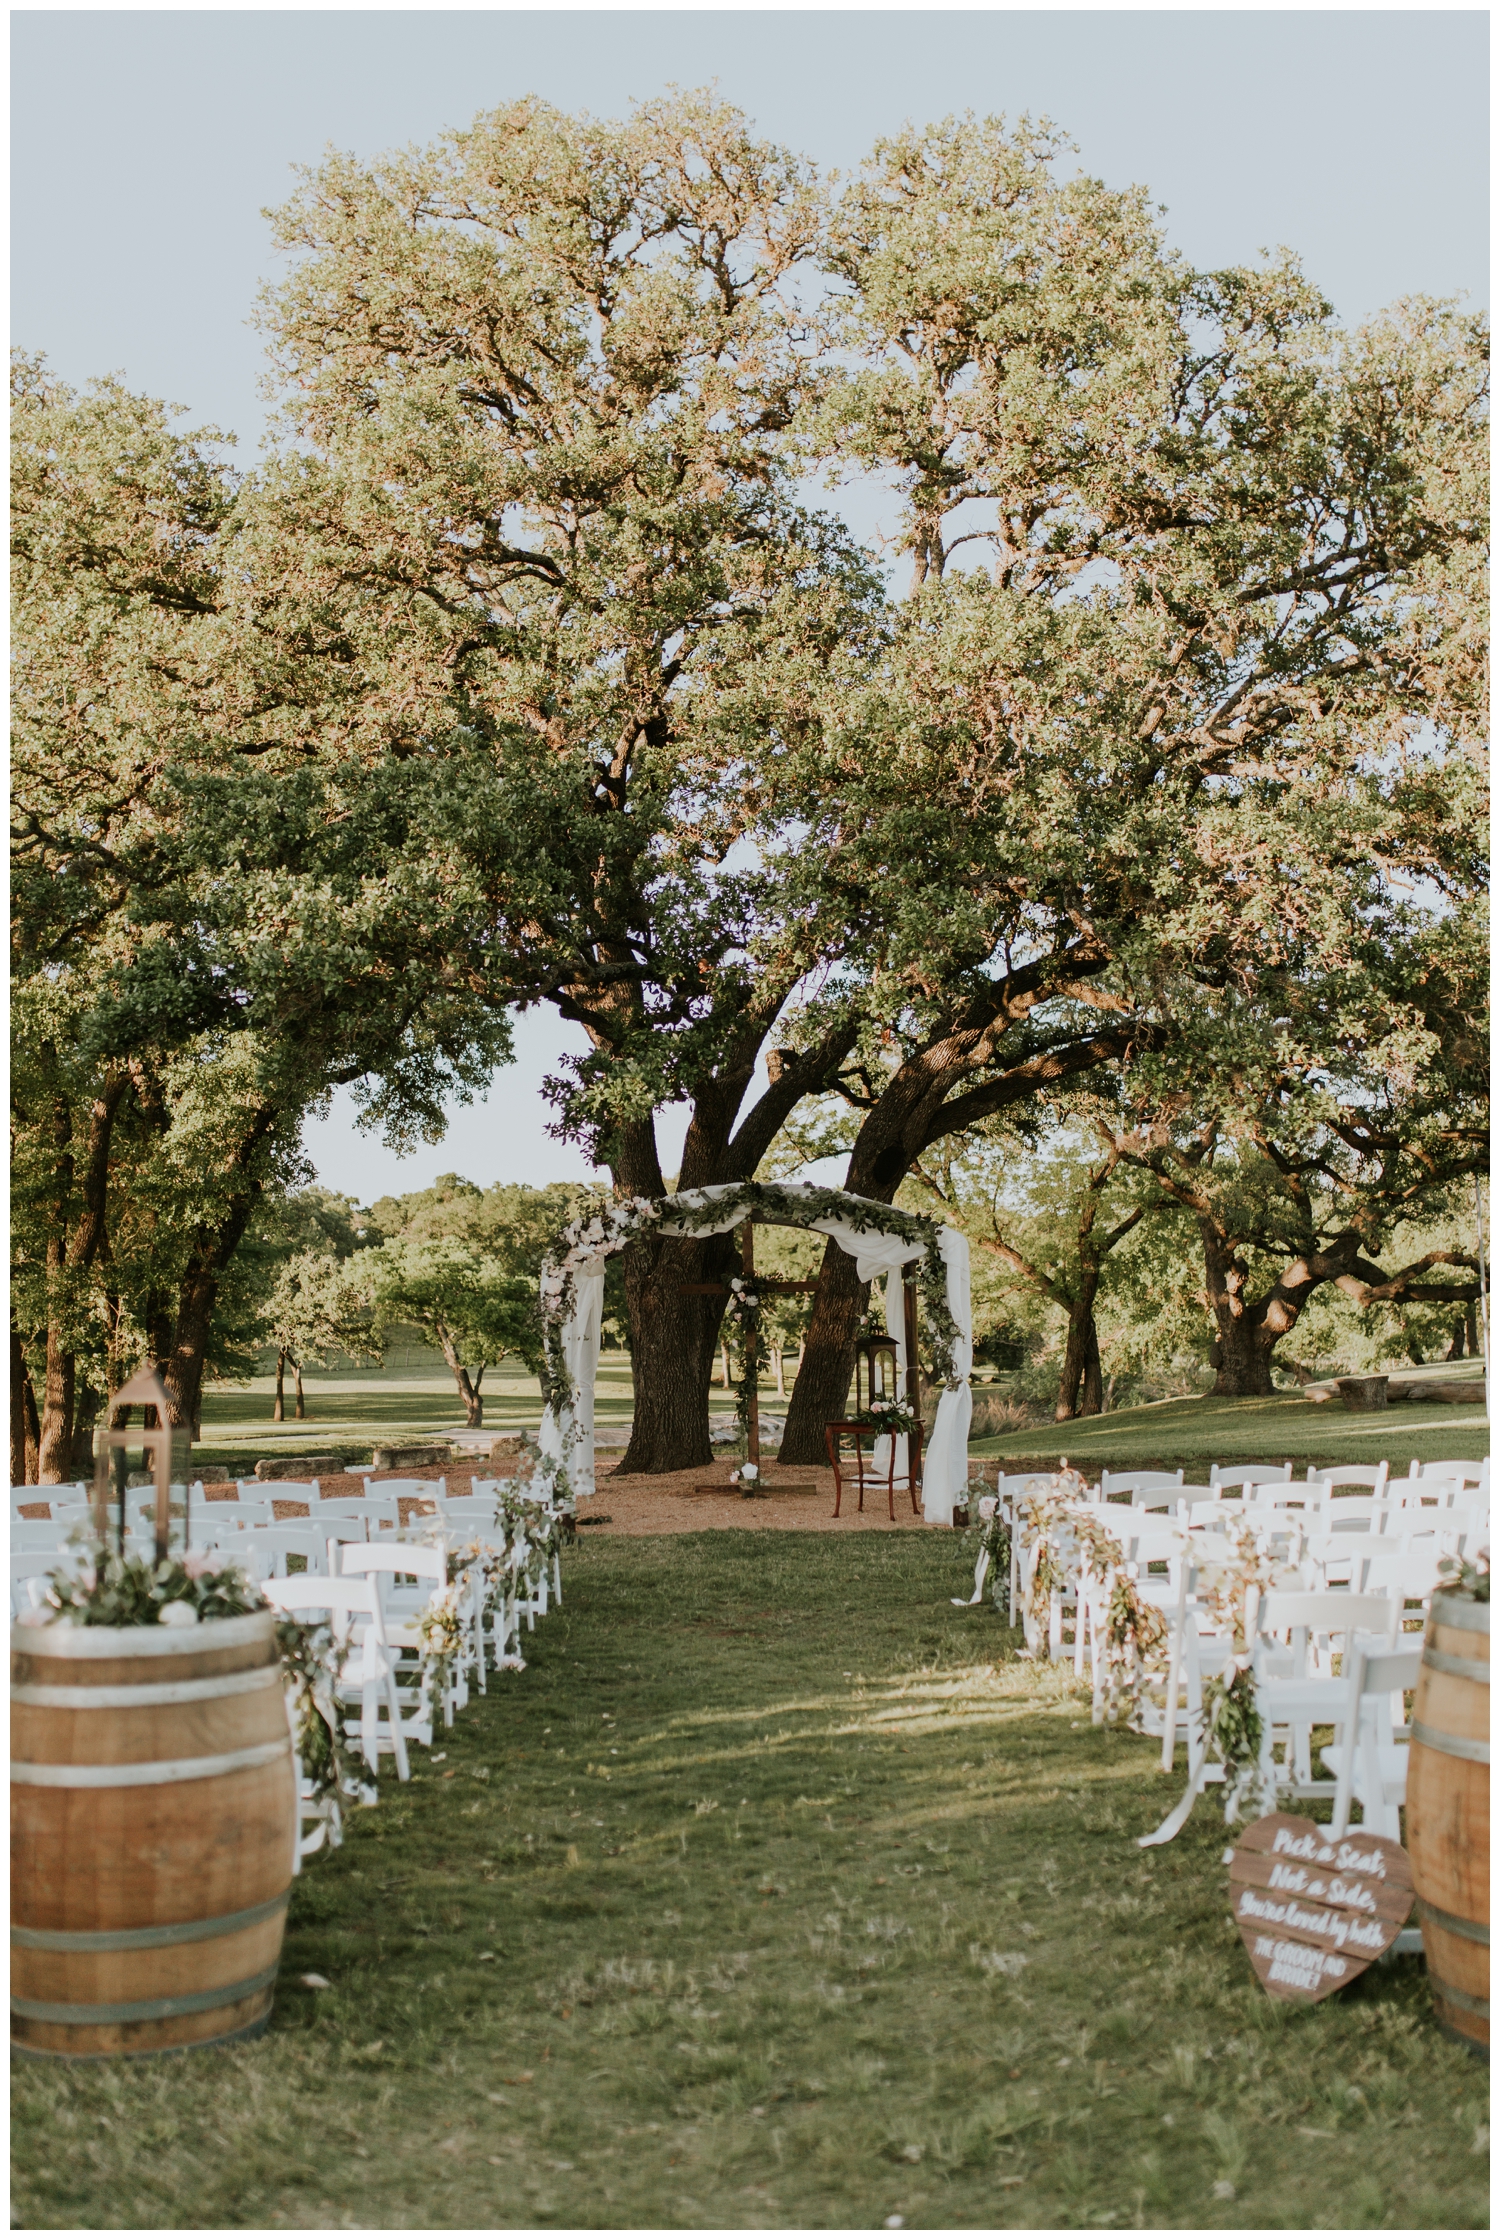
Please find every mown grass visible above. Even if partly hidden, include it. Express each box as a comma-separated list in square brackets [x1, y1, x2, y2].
[12, 1533, 1487, 2230]
[973, 1381, 1488, 1478]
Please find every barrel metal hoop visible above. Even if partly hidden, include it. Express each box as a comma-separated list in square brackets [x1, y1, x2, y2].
[10, 1962, 280, 2026]
[12, 1667, 284, 1711]
[10, 1610, 277, 1659]
[1429, 1596, 1492, 1637]
[1421, 1647, 1492, 1686]
[11, 1889, 291, 1954]
[10, 1738, 291, 1788]
[1411, 1719, 1490, 1765]
[12, 2009, 272, 2061]
[1427, 1973, 1491, 2021]
[1418, 1897, 1491, 1948]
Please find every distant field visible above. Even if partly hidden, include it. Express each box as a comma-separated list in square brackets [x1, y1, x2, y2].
[196, 1350, 1487, 1475]
[195, 1351, 735, 1469]
[971, 1365, 1488, 1477]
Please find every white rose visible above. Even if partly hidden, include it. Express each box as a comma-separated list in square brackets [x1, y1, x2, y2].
[978, 1496, 997, 1520]
[741, 1463, 759, 1482]
[157, 1600, 200, 1628]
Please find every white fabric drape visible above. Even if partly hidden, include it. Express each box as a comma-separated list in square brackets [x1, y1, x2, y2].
[920, 1228, 973, 1526]
[539, 1183, 971, 1512]
[538, 1260, 604, 1500]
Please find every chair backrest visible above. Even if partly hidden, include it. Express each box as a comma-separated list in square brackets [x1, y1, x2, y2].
[336, 1541, 445, 1585]
[11, 1519, 69, 1551]
[1259, 1590, 1395, 1641]
[198, 1499, 275, 1529]
[1309, 1463, 1391, 1494]
[1354, 1542, 1444, 1604]
[1209, 1463, 1291, 1493]
[360, 1477, 446, 1503]
[1101, 1469, 1184, 1498]
[11, 1482, 88, 1511]
[261, 1572, 383, 1636]
[1317, 1497, 1392, 1534]
[1414, 1458, 1485, 1487]
[240, 1479, 319, 1505]
[1129, 1487, 1184, 1511]
[1387, 1475, 1461, 1510]
[217, 1525, 328, 1578]
[310, 1500, 402, 1538]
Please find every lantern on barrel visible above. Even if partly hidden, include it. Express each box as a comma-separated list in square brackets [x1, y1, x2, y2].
[11, 1370, 297, 2059]
[91, 1364, 193, 1563]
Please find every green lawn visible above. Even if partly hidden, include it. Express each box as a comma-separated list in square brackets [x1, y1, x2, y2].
[197, 1354, 1487, 1481]
[972, 1377, 1488, 1480]
[13, 1533, 1486, 2230]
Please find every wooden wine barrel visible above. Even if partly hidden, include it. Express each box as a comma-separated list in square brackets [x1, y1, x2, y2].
[1407, 1589, 1489, 2056]
[11, 1610, 296, 2059]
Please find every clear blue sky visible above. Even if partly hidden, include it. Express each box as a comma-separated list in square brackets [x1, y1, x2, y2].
[13, 7, 1489, 1201]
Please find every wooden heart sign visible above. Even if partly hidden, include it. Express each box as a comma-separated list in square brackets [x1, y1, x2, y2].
[1226, 1812, 1415, 2003]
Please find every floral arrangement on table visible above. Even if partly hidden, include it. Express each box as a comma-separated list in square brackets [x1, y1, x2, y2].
[851, 1402, 919, 1440]
[536, 1181, 966, 1507]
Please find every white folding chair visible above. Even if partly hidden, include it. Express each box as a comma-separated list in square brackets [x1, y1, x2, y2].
[216, 1525, 330, 1579]
[314, 1497, 401, 1535]
[1412, 1458, 1487, 1491]
[1252, 1589, 1397, 1797]
[10, 1482, 88, 1513]
[1100, 1469, 1185, 1501]
[10, 1519, 66, 1553]
[261, 1574, 410, 1780]
[1324, 1643, 1423, 1842]
[1308, 1463, 1390, 1495]
[1209, 1463, 1292, 1495]
[239, 1479, 318, 1508]
[336, 1541, 457, 1734]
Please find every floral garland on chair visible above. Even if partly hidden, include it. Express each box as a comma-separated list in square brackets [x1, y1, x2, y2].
[1016, 1485, 1169, 1730]
[1192, 1516, 1298, 1821]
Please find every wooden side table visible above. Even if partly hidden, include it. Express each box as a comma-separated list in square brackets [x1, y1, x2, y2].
[824, 1422, 923, 1521]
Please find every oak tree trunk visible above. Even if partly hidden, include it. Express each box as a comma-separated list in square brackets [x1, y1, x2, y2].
[616, 1228, 735, 1473]
[273, 1351, 287, 1422]
[1201, 1224, 1279, 1397]
[1054, 1280, 1104, 1420]
[70, 1384, 101, 1480]
[293, 1358, 306, 1420]
[12, 1332, 40, 1487]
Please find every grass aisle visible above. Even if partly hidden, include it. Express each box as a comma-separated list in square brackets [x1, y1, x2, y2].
[12, 1534, 1487, 2231]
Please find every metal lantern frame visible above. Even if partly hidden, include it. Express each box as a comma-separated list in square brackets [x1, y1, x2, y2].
[854, 1334, 903, 1418]
[91, 1366, 192, 1564]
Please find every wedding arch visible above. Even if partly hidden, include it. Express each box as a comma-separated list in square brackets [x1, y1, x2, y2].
[536, 1180, 973, 1523]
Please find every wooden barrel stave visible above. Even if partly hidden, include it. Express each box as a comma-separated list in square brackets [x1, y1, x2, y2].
[11, 1612, 296, 2058]
[1406, 1592, 1489, 2057]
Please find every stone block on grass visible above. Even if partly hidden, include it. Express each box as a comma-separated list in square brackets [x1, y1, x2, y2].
[370, 1442, 452, 1471]
[255, 1455, 347, 1480]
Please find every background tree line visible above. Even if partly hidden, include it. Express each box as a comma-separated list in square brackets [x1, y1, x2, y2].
[11, 93, 1487, 1479]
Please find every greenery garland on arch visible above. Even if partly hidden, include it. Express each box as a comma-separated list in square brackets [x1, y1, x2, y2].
[537, 1180, 966, 1506]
